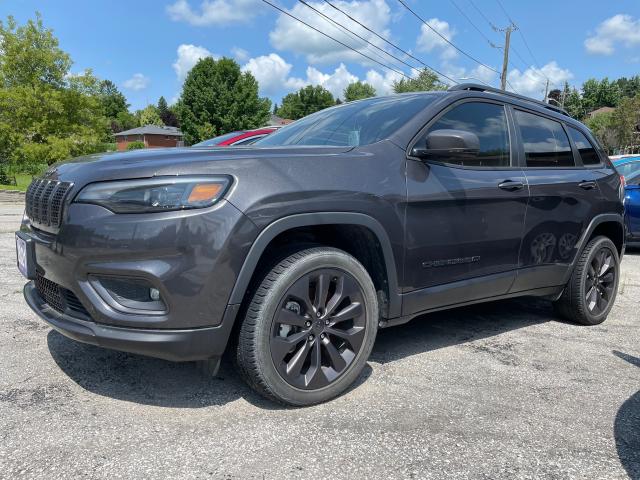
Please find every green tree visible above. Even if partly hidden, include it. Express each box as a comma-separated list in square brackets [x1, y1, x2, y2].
[615, 76, 640, 100]
[562, 83, 585, 120]
[611, 95, 640, 147]
[157, 96, 179, 127]
[0, 14, 109, 171]
[277, 85, 335, 120]
[393, 69, 447, 93]
[585, 111, 617, 152]
[135, 105, 163, 127]
[581, 77, 621, 112]
[176, 57, 271, 145]
[98, 79, 130, 132]
[344, 81, 376, 102]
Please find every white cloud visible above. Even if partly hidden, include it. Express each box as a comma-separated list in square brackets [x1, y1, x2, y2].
[269, 0, 393, 65]
[122, 73, 150, 91]
[172, 44, 218, 81]
[585, 14, 640, 55]
[365, 69, 402, 95]
[243, 52, 394, 99]
[507, 61, 573, 99]
[416, 18, 457, 60]
[231, 46, 249, 62]
[166, 0, 262, 26]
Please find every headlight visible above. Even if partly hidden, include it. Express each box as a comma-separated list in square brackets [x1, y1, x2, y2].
[75, 176, 231, 213]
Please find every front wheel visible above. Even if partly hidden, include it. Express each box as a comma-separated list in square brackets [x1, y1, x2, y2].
[554, 235, 620, 325]
[236, 246, 379, 406]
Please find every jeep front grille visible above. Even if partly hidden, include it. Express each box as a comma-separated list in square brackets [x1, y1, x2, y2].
[25, 178, 73, 228]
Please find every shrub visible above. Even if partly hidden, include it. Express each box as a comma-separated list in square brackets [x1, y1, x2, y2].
[126, 141, 145, 150]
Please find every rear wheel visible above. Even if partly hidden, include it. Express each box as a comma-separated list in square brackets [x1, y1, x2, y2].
[236, 246, 378, 406]
[554, 236, 619, 325]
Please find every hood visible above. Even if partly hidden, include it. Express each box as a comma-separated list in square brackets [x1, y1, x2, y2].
[42, 145, 354, 188]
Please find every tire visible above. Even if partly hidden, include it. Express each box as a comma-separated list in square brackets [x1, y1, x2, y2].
[553, 235, 620, 325]
[236, 246, 378, 406]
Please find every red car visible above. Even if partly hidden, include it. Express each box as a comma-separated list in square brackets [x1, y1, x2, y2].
[192, 128, 278, 147]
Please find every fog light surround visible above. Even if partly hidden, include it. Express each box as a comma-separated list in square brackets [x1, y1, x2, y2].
[89, 275, 167, 314]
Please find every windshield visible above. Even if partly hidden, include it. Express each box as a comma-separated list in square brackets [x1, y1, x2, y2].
[615, 158, 640, 179]
[193, 131, 242, 147]
[256, 94, 438, 147]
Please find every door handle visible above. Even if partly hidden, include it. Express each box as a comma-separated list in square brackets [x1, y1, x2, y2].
[498, 180, 524, 191]
[578, 181, 597, 190]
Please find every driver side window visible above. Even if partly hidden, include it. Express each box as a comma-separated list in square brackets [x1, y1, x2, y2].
[424, 102, 511, 167]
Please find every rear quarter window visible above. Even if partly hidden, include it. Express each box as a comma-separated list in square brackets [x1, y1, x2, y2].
[568, 127, 601, 165]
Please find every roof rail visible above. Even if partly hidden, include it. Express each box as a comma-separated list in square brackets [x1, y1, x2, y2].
[448, 83, 570, 117]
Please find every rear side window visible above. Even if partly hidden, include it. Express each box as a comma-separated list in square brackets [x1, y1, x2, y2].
[515, 110, 575, 167]
[425, 102, 510, 167]
[568, 127, 601, 165]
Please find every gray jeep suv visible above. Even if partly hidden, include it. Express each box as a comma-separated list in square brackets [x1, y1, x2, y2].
[16, 85, 625, 405]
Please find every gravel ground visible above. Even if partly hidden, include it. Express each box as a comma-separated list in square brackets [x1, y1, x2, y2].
[0, 201, 638, 479]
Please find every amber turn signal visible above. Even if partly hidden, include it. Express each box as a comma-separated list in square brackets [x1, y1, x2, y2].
[188, 183, 224, 203]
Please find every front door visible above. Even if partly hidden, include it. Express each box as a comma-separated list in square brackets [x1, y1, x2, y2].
[403, 100, 528, 315]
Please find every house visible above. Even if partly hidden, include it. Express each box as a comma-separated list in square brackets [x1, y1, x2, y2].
[268, 114, 294, 126]
[114, 125, 183, 151]
[586, 106, 615, 118]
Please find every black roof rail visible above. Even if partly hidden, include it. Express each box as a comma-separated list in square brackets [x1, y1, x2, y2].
[449, 83, 570, 117]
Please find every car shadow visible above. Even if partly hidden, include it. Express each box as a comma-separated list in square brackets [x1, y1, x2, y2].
[47, 296, 554, 409]
[613, 350, 640, 480]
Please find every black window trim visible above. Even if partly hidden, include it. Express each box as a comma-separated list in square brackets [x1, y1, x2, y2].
[406, 97, 518, 171]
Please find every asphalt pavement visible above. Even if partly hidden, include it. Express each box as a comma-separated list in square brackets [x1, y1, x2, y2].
[0, 200, 638, 479]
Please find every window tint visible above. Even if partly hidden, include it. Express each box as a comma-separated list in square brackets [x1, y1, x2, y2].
[425, 102, 510, 167]
[515, 110, 574, 167]
[568, 127, 600, 165]
[256, 94, 438, 147]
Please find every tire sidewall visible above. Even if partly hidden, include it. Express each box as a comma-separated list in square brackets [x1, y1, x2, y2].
[252, 248, 378, 406]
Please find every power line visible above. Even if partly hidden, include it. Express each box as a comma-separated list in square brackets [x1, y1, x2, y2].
[298, 0, 421, 75]
[261, 0, 411, 79]
[396, 0, 500, 75]
[322, 0, 458, 84]
[448, 0, 500, 50]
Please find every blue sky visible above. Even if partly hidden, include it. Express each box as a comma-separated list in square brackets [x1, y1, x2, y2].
[2, 0, 639, 110]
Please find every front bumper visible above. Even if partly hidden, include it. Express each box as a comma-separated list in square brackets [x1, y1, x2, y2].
[24, 282, 239, 361]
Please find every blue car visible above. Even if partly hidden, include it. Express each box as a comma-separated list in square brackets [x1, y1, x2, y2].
[613, 156, 640, 245]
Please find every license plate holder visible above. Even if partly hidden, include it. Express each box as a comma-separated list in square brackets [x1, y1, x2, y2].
[15, 232, 36, 280]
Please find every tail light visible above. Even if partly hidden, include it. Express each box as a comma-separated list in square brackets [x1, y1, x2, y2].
[620, 175, 626, 204]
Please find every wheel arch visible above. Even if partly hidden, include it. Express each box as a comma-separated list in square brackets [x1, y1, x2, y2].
[228, 213, 402, 319]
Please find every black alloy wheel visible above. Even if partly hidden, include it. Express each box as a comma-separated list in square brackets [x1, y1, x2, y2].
[584, 246, 617, 315]
[270, 269, 367, 390]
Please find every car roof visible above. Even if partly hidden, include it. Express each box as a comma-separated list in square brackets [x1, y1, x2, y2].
[612, 156, 640, 166]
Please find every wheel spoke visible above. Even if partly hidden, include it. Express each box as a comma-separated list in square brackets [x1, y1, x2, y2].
[304, 340, 327, 388]
[325, 276, 344, 315]
[271, 330, 308, 363]
[286, 339, 312, 377]
[287, 275, 313, 311]
[601, 272, 615, 284]
[331, 302, 363, 324]
[322, 337, 347, 371]
[586, 286, 597, 311]
[277, 307, 309, 327]
[599, 253, 613, 277]
[326, 326, 366, 351]
[313, 273, 330, 310]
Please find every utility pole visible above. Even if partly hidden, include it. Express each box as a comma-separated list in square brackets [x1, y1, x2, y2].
[499, 25, 515, 90]
[543, 78, 549, 102]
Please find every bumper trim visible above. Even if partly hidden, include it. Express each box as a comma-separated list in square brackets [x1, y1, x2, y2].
[24, 282, 239, 362]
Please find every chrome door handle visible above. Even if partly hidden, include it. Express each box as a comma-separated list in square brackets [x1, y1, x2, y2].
[498, 180, 524, 191]
[578, 181, 597, 190]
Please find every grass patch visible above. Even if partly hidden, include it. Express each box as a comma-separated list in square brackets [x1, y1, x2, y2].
[0, 173, 33, 192]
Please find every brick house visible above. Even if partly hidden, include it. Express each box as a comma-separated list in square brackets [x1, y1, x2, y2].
[114, 125, 184, 151]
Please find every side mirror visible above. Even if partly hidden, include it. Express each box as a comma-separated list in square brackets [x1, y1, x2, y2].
[411, 129, 480, 161]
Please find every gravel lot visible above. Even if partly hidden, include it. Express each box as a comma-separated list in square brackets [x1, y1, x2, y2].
[0, 200, 638, 479]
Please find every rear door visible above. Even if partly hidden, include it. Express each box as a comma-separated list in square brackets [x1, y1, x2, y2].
[511, 109, 604, 292]
[403, 100, 528, 315]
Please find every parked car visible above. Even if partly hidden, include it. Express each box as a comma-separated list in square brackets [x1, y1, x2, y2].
[612, 156, 640, 245]
[192, 127, 278, 147]
[16, 84, 625, 406]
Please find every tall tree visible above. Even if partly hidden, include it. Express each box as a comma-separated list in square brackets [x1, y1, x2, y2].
[135, 105, 163, 127]
[177, 57, 271, 145]
[98, 79, 130, 132]
[157, 96, 179, 127]
[344, 81, 376, 102]
[277, 85, 335, 120]
[581, 77, 621, 112]
[393, 69, 447, 93]
[612, 95, 640, 147]
[0, 14, 109, 171]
